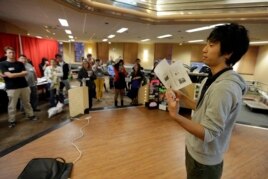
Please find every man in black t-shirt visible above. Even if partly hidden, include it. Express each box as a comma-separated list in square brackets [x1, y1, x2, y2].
[0, 46, 37, 128]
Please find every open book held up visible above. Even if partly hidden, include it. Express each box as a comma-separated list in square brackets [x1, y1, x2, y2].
[154, 59, 192, 90]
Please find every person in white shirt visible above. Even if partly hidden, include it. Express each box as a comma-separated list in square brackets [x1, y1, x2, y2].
[44, 59, 63, 107]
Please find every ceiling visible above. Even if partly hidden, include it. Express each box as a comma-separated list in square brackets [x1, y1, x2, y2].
[0, 0, 268, 44]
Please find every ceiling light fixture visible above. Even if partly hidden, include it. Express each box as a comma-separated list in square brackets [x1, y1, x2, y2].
[102, 39, 108, 42]
[250, 41, 268, 45]
[157, 34, 172, 39]
[65, 30, 72, 34]
[108, 34, 115, 38]
[186, 23, 225, 33]
[58, 18, 69, 27]
[188, 40, 204, 43]
[141, 39, 150, 42]
[115, 0, 137, 5]
[36, 36, 42, 39]
[68, 35, 74, 39]
[117, 28, 128, 33]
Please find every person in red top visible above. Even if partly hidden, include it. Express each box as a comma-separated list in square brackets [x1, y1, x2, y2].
[113, 58, 127, 107]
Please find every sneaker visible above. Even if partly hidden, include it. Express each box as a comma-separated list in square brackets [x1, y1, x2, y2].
[28, 115, 38, 121]
[8, 122, 16, 128]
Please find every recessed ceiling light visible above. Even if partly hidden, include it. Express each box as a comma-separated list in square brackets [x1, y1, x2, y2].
[68, 35, 74, 39]
[188, 40, 204, 43]
[108, 34, 115, 38]
[250, 41, 268, 45]
[36, 36, 42, 39]
[102, 39, 108, 42]
[157, 34, 172, 39]
[58, 18, 69, 27]
[141, 39, 150, 42]
[117, 28, 128, 33]
[65, 30, 72, 34]
[186, 24, 225, 33]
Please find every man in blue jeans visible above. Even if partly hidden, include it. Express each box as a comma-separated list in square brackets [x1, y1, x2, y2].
[166, 23, 249, 179]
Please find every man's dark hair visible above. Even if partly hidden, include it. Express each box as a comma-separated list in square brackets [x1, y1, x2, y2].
[87, 53, 92, 58]
[207, 23, 249, 66]
[55, 53, 62, 58]
[19, 54, 26, 58]
[4, 46, 14, 53]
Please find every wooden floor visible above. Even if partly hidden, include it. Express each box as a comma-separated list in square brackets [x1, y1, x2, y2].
[0, 107, 267, 179]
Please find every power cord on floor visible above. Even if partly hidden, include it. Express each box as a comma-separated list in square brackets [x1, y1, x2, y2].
[71, 116, 91, 164]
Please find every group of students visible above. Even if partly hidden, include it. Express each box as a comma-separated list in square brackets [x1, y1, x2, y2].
[0, 47, 38, 128]
[0, 48, 70, 128]
[0, 23, 251, 178]
[77, 55, 145, 110]
[40, 54, 70, 108]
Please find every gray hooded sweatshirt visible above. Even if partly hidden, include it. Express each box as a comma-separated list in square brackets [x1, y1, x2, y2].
[186, 70, 247, 165]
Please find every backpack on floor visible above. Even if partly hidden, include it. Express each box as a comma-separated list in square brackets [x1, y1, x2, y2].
[18, 157, 73, 179]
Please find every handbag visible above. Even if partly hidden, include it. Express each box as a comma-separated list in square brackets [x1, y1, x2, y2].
[18, 157, 73, 179]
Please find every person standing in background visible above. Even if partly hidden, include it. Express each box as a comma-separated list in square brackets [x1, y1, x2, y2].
[18, 55, 40, 112]
[0, 46, 37, 128]
[39, 57, 49, 77]
[55, 54, 70, 99]
[113, 59, 127, 107]
[107, 60, 115, 89]
[78, 60, 96, 110]
[166, 23, 249, 179]
[86, 53, 94, 66]
[92, 59, 105, 101]
[129, 63, 144, 105]
[44, 59, 63, 107]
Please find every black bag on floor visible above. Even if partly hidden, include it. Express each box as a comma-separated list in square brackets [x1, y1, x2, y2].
[18, 157, 73, 179]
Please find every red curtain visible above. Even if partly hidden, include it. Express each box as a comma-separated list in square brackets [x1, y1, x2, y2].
[21, 36, 58, 77]
[0, 32, 20, 59]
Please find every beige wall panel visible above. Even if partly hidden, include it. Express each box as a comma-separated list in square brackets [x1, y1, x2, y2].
[254, 45, 268, 85]
[63, 42, 75, 64]
[109, 43, 124, 61]
[138, 43, 154, 69]
[172, 44, 192, 66]
[235, 46, 258, 75]
[154, 43, 173, 61]
[97, 42, 109, 63]
[84, 42, 97, 59]
[190, 45, 203, 62]
[123, 43, 138, 65]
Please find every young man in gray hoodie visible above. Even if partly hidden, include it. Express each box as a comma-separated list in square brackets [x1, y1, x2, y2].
[166, 23, 249, 179]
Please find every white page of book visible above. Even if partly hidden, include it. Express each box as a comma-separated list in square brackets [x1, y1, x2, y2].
[154, 59, 192, 90]
[154, 59, 173, 89]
